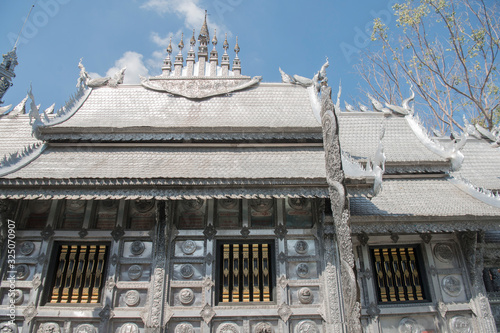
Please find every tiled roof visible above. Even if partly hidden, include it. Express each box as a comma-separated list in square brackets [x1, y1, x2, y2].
[451, 139, 500, 191]
[2, 146, 327, 180]
[338, 113, 447, 164]
[350, 178, 500, 217]
[0, 115, 42, 157]
[47, 83, 320, 131]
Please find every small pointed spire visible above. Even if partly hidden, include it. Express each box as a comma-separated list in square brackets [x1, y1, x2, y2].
[234, 36, 240, 55]
[178, 33, 184, 52]
[190, 29, 196, 47]
[199, 10, 209, 42]
[212, 29, 218, 50]
[166, 37, 172, 55]
[223, 33, 229, 53]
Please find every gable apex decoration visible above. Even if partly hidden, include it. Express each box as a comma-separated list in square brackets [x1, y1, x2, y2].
[140, 75, 262, 99]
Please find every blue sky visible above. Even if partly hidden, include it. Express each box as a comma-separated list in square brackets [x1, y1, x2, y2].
[0, 0, 399, 111]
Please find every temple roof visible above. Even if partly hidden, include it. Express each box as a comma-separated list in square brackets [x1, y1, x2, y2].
[0, 115, 41, 157]
[451, 138, 500, 191]
[350, 177, 500, 219]
[1, 146, 326, 180]
[41, 84, 320, 138]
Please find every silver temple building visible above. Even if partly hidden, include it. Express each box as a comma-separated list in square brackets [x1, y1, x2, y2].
[0, 15, 500, 333]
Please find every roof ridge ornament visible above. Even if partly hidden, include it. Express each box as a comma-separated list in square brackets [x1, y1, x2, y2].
[0, 141, 46, 177]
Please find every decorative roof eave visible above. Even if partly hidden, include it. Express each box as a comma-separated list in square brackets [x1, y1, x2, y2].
[0, 186, 330, 201]
[351, 216, 500, 234]
[448, 176, 500, 209]
[384, 160, 451, 174]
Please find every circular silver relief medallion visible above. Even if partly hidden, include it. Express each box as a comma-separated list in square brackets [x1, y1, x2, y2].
[19, 241, 35, 256]
[295, 320, 318, 333]
[450, 316, 471, 333]
[398, 318, 420, 333]
[9, 289, 23, 305]
[180, 264, 195, 279]
[75, 324, 97, 333]
[37, 322, 60, 333]
[298, 287, 314, 304]
[128, 265, 143, 280]
[442, 275, 462, 296]
[294, 240, 309, 254]
[119, 323, 139, 333]
[217, 322, 239, 333]
[179, 288, 195, 305]
[296, 263, 310, 278]
[130, 241, 145, 255]
[181, 240, 197, 255]
[16, 264, 29, 280]
[125, 290, 141, 307]
[175, 323, 194, 333]
[434, 243, 454, 263]
[133, 200, 155, 213]
[255, 322, 274, 333]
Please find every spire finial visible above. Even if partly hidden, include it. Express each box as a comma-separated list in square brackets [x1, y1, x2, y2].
[178, 33, 184, 52]
[223, 33, 229, 54]
[166, 37, 172, 55]
[199, 10, 209, 42]
[190, 29, 196, 47]
[234, 36, 240, 55]
[212, 29, 218, 48]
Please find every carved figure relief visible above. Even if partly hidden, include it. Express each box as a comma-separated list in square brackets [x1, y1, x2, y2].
[182, 199, 204, 211]
[217, 322, 239, 333]
[296, 263, 310, 278]
[37, 322, 60, 333]
[219, 199, 238, 210]
[255, 322, 274, 333]
[294, 241, 309, 255]
[128, 265, 143, 280]
[298, 287, 314, 304]
[398, 318, 420, 333]
[125, 290, 141, 307]
[449, 316, 472, 333]
[175, 323, 195, 333]
[29, 200, 51, 214]
[19, 241, 35, 256]
[442, 275, 462, 296]
[119, 323, 139, 333]
[130, 241, 145, 255]
[179, 288, 195, 305]
[434, 243, 454, 263]
[250, 199, 273, 212]
[181, 240, 197, 255]
[133, 200, 155, 213]
[288, 198, 308, 210]
[295, 320, 318, 333]
[74, 324, 97, 333]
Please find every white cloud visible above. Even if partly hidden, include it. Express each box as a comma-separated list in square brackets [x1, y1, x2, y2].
[106, 51, 149, 84]
[141, 0, 226, 35]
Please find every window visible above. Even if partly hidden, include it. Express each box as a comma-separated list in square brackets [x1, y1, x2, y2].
[48, 244, 108, 304]
[217, 241, 274, 303]
[371, 246, 429, 303]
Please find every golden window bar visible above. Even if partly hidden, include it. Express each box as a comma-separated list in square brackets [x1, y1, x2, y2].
[50, 244, 108, 304]
[371, 246, 425, 303]
[220, 243, 272, 303]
